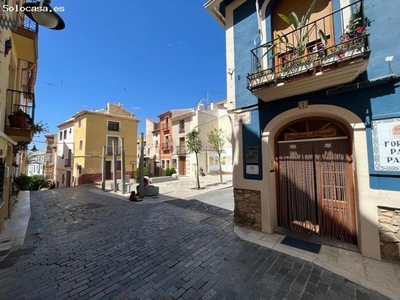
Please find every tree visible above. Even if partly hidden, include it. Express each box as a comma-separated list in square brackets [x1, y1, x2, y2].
[207, 128, 225, 183]
[186, 129, 202, 190]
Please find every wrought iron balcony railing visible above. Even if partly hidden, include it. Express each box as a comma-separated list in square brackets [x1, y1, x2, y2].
[6, 89, 35, 128]
[0, 1, 38, 32]
[163, 123, 169, 131]
[106, 145, 121, 155]
[247, 0, 370, 95]
[17, 5, 39, 33]
[175, 146, 187, 155]
[162, 143, 170, 151]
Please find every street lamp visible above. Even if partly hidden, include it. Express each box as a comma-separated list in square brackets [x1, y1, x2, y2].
[22, 0, 65, 30]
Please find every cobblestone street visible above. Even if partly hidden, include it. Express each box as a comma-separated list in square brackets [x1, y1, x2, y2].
[0, 186, 391, 300]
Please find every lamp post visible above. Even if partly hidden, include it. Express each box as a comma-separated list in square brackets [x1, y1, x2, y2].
[22, 0, 65, 30]
[30, 144, 38, 152]
[139, 133, 144, 199]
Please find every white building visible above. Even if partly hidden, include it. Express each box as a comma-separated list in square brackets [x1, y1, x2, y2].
[56, 119, 74, 187]
[27, 151, 45, 176]
[144, 119, 160, 176]
[172, 100, 233, 177]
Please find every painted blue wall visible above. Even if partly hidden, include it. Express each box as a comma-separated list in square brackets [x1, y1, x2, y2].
[232, 0, 400, 190]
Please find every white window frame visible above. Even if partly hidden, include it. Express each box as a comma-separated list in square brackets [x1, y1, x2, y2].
[107, 120, 121, 132]
[106, 135, 121, 155]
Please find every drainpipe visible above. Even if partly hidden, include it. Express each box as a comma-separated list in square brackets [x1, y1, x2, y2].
[22, 63, 37, 93]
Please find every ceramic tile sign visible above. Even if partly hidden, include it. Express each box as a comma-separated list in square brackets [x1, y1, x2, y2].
[372, 118, 400, 171]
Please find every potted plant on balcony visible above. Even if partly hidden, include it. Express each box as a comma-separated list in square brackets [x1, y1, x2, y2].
[12, 121, 49, 155]
[8, 109, 32, 129]
[274, 0, 326, 59]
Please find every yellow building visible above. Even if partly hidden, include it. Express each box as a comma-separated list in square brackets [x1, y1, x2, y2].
[0, 1, 38, 231]
[72, 103, 139, 185]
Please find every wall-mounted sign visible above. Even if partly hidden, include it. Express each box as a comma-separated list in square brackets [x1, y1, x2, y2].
[245, 147, 259, 164]
[246, 164, 259, 175]
[234, 112, 251, 125]
[372, 118, 400, 171]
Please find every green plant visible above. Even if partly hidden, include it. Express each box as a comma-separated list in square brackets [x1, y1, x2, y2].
[263, 0, 326, 61]
[12, 109, 31, 118]
[186, 129, 203, 190]
[31, 120, 49, 135]
[14, 141, 29, 154]
[29, 175, 48, 190]
[135, 167, 149, 179]
[165, 167, 172, 176]
[14, 174, 31, 191]
[170, 167, 177, 175]
[276, 0, 325, 56]
[48, 181, 56, 189]
[208, 128, 226, 184]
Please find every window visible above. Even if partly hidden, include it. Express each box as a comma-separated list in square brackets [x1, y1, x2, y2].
[107, 136, 119, 154]
[63, 130, 67, 139]
[108, 121, 120, 131]
[62, 174, 65, 184]
[166, 160, 170, 168]
[173, 159, 177, 168]
[78, 118, 81, 128]
[162, 160, 165, 168]
[79, 140, 83, 150]
[179, 120, 185, 133]
[59, 132, 63, 140]
[69, 128, 72, 133]
[164, 117, 169, 130]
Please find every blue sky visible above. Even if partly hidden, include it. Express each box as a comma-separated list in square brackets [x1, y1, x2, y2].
[33, 1, 226, 149]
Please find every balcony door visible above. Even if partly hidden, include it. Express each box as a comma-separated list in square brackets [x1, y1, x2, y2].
[107, 136, 119, 155]
[272, 0, 333, 66]
[276, 118, 356, 244]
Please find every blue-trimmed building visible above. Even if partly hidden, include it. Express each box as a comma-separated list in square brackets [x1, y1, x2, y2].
[205, 0, 400, 260]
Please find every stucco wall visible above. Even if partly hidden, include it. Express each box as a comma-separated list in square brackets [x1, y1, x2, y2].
[224, 0, 400, 260]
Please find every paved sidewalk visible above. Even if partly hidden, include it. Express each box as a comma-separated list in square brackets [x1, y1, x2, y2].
[0, 191, 30, 254]
[235, 226, 400, 300]
[0, 185, 393, 300]
[1, 174, 400, 299]
[91, 174, 233, 204]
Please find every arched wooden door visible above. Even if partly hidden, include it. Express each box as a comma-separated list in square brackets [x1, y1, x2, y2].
[276, 118, 357, 244]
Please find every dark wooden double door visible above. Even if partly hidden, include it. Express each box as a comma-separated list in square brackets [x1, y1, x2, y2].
[277, 121, 356, 244]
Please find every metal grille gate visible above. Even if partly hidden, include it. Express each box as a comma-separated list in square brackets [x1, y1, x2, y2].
[278, 137, 356, 244]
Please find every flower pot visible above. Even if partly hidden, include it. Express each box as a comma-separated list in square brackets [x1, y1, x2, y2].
[8, 115, 30, 128]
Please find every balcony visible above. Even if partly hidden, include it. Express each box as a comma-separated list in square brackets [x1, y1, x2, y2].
[11, 11, 38, 63]
[106, 145, 121, 155]
[247, 1, 370, 102]
[163, 124, 169, 131]
[162, 143, 171, 151]
[179, 126, 185, 133]
[4, 89, 35, 142]
[64, 159, 72, 168]
[152, 124, 160, 132]
[175, 146, 187, 155]
[46, 161, 54, 168]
